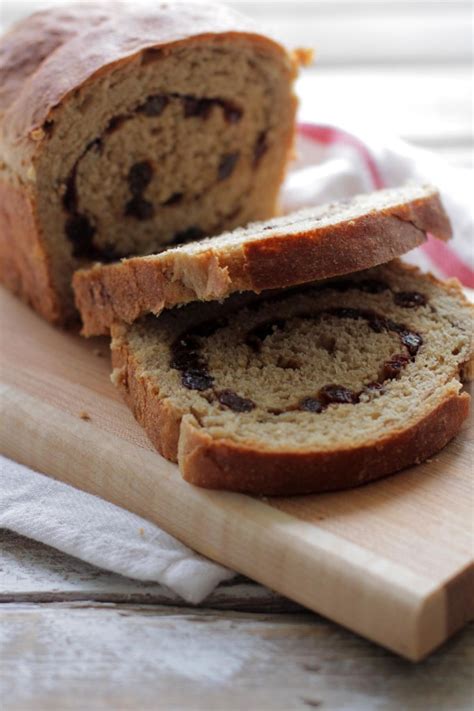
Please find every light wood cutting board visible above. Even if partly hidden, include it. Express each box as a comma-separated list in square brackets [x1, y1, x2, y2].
[1, 286, 473, 661]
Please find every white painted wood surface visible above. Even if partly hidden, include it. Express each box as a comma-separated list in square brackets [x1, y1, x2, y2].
[1, 603, 473, 711]
[0, 530, 300, 611]
[1, 1, 473, 708]
[2, 530, 474, 710]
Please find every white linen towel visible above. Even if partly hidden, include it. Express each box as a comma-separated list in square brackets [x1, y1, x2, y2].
[0, 455, 234, 603]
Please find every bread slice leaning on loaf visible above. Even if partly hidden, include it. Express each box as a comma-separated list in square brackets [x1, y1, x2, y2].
[110, 260, 473, 495]
[74, 184, 451, 335]
[0, 2, 298, 324]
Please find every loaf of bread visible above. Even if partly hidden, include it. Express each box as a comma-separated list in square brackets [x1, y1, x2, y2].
[73, 184, 451, 335]
[110, 260, 473, 495]
[0, 3, 298, 324]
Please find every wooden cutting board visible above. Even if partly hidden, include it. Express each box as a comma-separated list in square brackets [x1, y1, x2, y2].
[1, 286, 473, 661]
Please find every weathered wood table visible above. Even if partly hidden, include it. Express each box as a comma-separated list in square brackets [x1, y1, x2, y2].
[2, 529, 473, 711]
[1, 2, 472, 709]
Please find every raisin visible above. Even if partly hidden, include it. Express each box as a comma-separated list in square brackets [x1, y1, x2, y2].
[253, 131, 268, 165]
[86, 137, 102, 153]
[394, 291, 427, 308]
[191, 318, 228, 338]
[299, 397, 325, 413]
[400, 330, 423, 356]
[217, 389, 255, 412]
[125, 197, 154, 220]
[66, 214, 95, 246]
[63, 175, 77, 212]
[43, 119, 54, 135]
[359, 279, 389, 294]
[163, 192, 183, 206]
[181, 371, 214, 391]
[386, 318, 405, 334]
[327, 307, 362, 321]
[107, 115, 127, 132]
[218, 152, 240, 180]
[170, 321, 227, 391]
[128, 161, 153, 195]
[170, 348, 202, 373]
[368, 314, 389, 333]
[222, 102, 243, 124]
[328, 280, 351, 292]
[184, 97, 212, 119]
[99, 243, 124, 263]
[319, 384, 359, 405]
[383, 354, 410, 379]
[171, 226, 205, 244]
[138, 94, 169, 117]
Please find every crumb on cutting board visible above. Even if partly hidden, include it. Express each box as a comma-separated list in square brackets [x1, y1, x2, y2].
[79, 411, 91, 421]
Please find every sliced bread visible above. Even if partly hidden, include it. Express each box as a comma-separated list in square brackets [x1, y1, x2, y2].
[110, 260, 473, 495]
[74, 184, 451, 335]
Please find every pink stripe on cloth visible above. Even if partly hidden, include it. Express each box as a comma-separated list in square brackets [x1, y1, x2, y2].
[298, 122, 385, 189]
[297, 122, 473, 286]
[422, 234, 474, 287]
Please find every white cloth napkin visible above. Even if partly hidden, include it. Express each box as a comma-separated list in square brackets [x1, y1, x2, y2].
[0, 455, 234, 603]
[1, 123, 472, 602]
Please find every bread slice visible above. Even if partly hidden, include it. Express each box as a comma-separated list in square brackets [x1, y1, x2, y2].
[110, 260, 473, 495]
[0, 3, 298, 324]
[74, 184, 451, 335]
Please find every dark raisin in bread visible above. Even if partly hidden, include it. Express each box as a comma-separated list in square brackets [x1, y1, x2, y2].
[110, 260, 473, 495]
[0, 2, 298, 324]
[73, 184, 451, 335]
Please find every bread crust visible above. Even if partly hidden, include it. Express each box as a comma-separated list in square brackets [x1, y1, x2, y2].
[177, 393, 470, 495]
[75, 188, 452, 335]
[0, 3, 296, 325]
[243, 195, 451, 290]
[0, 181, 62, 322]
[111, 322, 183, 461]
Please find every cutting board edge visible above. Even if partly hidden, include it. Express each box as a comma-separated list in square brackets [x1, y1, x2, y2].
[444, 561, 474, 635]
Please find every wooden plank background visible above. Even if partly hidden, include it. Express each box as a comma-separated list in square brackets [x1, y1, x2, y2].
[1, 1, 473, 708]
[2, 530, 474, 711]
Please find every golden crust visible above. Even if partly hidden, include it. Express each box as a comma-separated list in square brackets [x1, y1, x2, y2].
[177, 393, 470, 495]
[0, 181, 64, 322]
[111, 322, 183, 461]
[75, 189, 452, 336]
